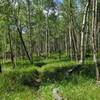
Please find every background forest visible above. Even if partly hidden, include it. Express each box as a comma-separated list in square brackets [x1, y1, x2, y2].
[0, 0, 100, 100]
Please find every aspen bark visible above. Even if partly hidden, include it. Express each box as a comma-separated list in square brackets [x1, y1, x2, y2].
[92, 0, 99, 81]
[80, 1, 89, 64]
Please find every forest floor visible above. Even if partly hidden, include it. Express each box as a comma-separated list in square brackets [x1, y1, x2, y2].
[0, 58, 100, 100]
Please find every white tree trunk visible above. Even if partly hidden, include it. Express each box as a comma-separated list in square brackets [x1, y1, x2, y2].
[92, 0, 99, 81]
[80, 2, 89, 64]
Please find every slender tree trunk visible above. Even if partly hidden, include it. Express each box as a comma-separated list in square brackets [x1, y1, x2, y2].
[65, 32, 68, 57]
[8, 25, 15, 68]
[97, 22, 100, 52]
[0, 64, 2, 73]
[72, 30, 78, 61]
[2, 30, 6, 65]
[80, 1, 89, 64]
[27, 0, 33, 60]
[15, 18, 33, 64]
[45, 12, 49, 59]
[84, 8, 89, 59]
[92, 0, 99, 81]
[69, 21, 73, 60]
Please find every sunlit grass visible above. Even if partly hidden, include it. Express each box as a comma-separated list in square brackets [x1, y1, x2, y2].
[0, 74, 100, 100]
[0, 58, 100, 100]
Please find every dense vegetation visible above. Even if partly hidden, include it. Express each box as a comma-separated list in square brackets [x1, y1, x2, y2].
[0, 0, 100, 100]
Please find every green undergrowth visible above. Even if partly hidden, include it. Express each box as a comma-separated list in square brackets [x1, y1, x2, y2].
[1, 61, 79, 87]
[0, 74, 100, 100]
[0, 59, 100, 100]
[1, 59, 97, 82]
